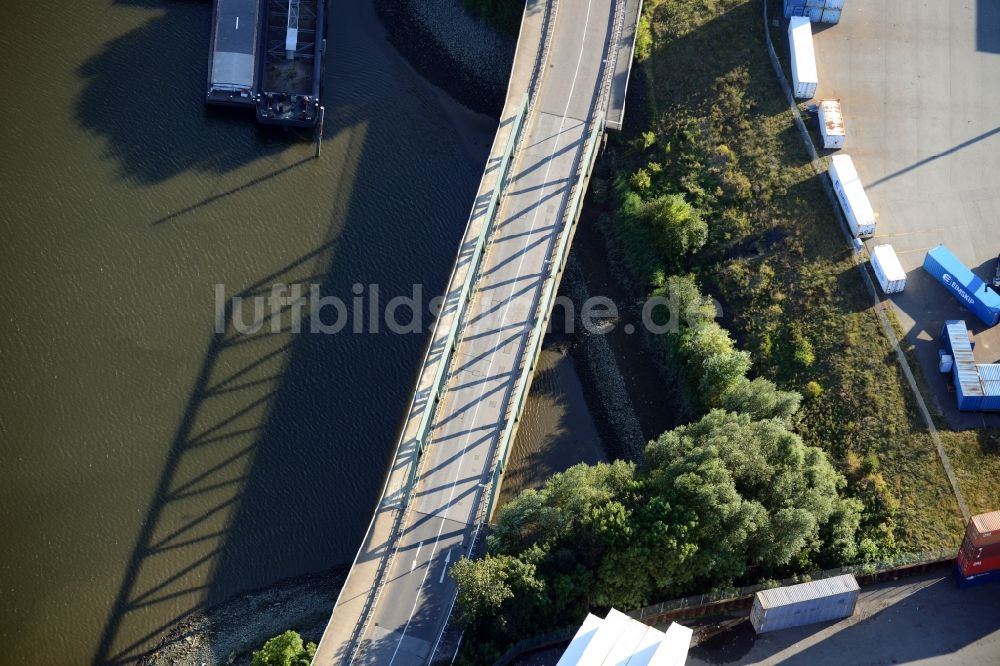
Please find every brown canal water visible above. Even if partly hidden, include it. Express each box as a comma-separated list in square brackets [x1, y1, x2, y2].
[0, 1, 607, 663]
[499, 341, 607, 508]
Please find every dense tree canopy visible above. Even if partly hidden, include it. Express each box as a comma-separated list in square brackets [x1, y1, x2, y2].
[453, 405, 861, 658]
[645, 409, 861, 568]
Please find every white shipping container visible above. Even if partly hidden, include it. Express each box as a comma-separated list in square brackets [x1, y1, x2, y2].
[828, 154, 877, 237]
[751, 575, 860, 634]
[788, 17, 818, 99]
[818, 99, 845, 149]
[940, 353, 954, 373]
[870, 244, 906, 294]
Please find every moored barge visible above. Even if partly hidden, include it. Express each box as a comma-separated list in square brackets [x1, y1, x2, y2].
[207, 0, 325, 128]
[255, 0, 325, 128]
[207, 0, 262, 107]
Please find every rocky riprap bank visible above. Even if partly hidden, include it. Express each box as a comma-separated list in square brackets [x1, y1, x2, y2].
[141, 568, 345, 666]
[375, 0, 516, 116]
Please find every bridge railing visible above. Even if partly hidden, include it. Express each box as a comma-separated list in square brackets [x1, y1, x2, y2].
[476, 0, 628, 529]
[480, 109, 606, 526]
[401, 90, 529, 488]
[462, 0, 631, 546]
[339, 91, 532, 663]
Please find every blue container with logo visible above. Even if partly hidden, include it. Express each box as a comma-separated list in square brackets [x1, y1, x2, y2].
[784, 0, 806, 18]
[924, 245, 1000, 327]
[954, 563, 1000, 589]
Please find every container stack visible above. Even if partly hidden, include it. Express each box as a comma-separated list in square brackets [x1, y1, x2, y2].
[955, 510, 1000, 588]
[938, 321, 1000, 412]
[784, 0, 844, 24]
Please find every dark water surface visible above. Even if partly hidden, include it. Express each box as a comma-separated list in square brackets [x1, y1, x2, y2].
[0, 1, 498, 662]
[0, 1, 605, 664]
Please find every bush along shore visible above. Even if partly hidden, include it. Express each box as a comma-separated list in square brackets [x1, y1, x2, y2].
[447, 0, 966, 661]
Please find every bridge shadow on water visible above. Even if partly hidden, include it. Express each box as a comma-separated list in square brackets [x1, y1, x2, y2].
[87, 0, 497, 663]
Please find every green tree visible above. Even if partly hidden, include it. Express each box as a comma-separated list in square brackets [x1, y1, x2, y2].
[489, 461, 636, 555]
[719, 376, 802, 423]
[648, 274, 718, 332]
[699, 349, 752, 405]
[450, 553, 543, 629]
[639, 193, 708, 259]
[630, 168, 652, 192]
[646, 410, 856, 571]
[251, 631, 316, 666]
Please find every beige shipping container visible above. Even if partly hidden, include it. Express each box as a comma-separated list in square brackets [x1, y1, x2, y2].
[818, 99, 845, 149]
[966, 510, 1000, 548]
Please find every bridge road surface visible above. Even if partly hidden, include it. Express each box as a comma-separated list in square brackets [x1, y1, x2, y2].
[346, 1, 616, 663]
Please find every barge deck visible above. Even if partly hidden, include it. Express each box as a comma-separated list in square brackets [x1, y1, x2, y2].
[206, 0, 262, 106]
[255, 0, 325, 128]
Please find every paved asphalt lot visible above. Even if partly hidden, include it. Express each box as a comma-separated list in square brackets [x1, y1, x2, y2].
[687, 571, 1000, 665]
[810, 0, 1000, 425]
[352, 1, 615, 663]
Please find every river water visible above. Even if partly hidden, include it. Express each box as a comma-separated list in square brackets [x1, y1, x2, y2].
[0, 1, 604, 663]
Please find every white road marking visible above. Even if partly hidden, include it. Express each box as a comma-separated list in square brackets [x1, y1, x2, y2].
[388, 1, 597, 662]
[411, 541, 423, 572]
[439, 549, 452, 584]
[235, 16, 239, 30]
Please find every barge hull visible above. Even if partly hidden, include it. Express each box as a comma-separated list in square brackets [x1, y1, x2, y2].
[207, 0, 263, 106]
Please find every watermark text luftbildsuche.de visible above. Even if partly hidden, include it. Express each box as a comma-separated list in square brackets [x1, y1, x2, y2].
[214, 283, 721, 337]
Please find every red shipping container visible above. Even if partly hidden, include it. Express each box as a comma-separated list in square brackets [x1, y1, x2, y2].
[960, 538, 1000, 561]
[957, 549, 1000, 577]
[965, 510, 1000, 548]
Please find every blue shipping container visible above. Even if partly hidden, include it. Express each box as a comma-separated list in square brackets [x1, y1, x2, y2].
[785, 0, 843, 22]
[923, 245, 1000, 327]
[941, 321, 1000, 412]
[821, 8, 841, 23]
[954, 564, 1000, 589]
[784, 0, 806, 18]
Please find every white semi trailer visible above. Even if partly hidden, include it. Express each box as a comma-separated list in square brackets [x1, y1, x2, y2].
[828, 154, 877, 238]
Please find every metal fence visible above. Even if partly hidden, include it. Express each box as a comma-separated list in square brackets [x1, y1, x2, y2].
[342, 92, 532, 665]
[629, 549, 956, 622]
[492, 550, 957, 664]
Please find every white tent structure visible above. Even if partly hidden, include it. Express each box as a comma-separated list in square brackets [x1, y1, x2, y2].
[556, 609, 692, 665]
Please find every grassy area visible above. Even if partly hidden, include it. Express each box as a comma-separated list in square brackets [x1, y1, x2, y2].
[941, 430, 1000, 517]
[600, 0, 965, 551]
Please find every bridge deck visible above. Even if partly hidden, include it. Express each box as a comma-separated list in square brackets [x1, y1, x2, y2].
[314, 0, 617, 662]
